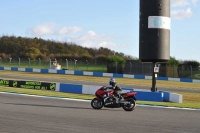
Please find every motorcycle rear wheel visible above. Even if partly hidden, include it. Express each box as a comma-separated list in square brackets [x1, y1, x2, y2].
[91, 98, 103, 109]
[122, 99, 136, 111]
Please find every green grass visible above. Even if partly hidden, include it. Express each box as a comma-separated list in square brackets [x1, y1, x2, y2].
[0, 87, 94, 100]
[137, 91, 200, 109]
[0, 87, 200, 109]
[1, 70, 200, 90]
[0, 70, 200, 109]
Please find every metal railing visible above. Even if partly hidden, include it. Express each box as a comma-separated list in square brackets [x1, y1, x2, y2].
[0, 58, 199, 79]
[123, 62, 200, 79]
[0, 58, 107, 73]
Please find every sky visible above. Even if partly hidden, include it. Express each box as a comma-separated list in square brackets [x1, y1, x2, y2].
[0, 0, 200, 62]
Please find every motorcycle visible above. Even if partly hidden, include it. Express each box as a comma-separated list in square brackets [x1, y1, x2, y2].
[91, 86, 137, 111]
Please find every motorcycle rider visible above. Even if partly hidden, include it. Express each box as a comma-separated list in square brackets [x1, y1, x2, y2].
[108, 78, 123, 102]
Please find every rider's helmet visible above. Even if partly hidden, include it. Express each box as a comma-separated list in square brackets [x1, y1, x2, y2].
[109, 78, 116, 86]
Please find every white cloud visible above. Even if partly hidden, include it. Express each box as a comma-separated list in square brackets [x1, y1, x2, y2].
[28, 23, 82, 36]
[171, 8, 192, 19]
[171, 0, 198, 7]
[28, 23, 56, 36]
[28, 24, 127, 53]
[70, 30, 112, 42]
[98, 41, 117, 49]
[63, 30, 117, 49]
[171, 0, 190, 7]
[57, 26, 82, 35]
[191, 0, 198, 6]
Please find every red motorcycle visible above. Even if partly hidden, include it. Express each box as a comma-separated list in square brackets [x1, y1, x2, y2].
[91, 86, 137, 111]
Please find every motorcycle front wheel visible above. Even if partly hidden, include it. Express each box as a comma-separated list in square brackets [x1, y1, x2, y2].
[122, 98, 136, 111]
[91, 98, 103, 109]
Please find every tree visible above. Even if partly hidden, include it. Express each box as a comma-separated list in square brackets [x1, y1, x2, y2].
[167, 56, 179, 66]
[0, 35, 129, 62]
[107, 55, 126, 64]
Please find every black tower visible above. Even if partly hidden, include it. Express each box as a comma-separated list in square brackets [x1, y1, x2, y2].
[139, 0, 170, 91]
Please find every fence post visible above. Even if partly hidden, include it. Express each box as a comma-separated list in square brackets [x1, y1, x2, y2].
[66, 59, 68, 69]
[86, 60, 88, 70]
[28, 58, 30, 67]
[38, 58, 41, 67]
[0, 57, 2, 65]
[190, 65, 192, 79]
[18, 58, 20, 66]
[9, 57, 12, 66]
[49, 58, 51, 68]
[74, 59, 77, 70]
[116, 62, 117, 73]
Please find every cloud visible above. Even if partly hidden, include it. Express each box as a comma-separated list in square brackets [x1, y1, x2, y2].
[171, 8, 192, 19]
[171, 0, 190, 7]
[28, 23, 56, 36]
[28, 23, 82, 36]
[57, 26, 82, 35]
[68, 30, 112, 42]
[64, 30, 117, 49]
[191, 0, 198, 6]
[171, 0, 198, 7]
[28, 24, 126, 52]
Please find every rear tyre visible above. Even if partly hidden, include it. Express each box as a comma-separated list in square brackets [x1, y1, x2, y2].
[122, 99, 136, 111]
[91, 98, 103, 109]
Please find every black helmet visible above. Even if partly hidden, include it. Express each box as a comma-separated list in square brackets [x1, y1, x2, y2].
[109, 78, 116, 85]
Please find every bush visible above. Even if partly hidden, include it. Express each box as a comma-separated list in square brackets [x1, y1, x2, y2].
[107, 55, 126, 64]
[167, 56, 179, 66]
[107, 55, 126, 74]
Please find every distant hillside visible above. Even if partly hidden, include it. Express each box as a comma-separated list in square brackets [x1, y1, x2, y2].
[0, 35, 135, 63]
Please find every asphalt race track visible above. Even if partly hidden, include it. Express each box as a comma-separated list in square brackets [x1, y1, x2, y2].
[0, 93, 200, 133]
[0, 74, 200, 133]
[0, 74, 200, 93]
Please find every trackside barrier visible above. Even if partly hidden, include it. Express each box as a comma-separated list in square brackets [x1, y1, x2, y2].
[0, 77, 182, 103]
[0, 79, 56, 90]
[131, 91, 163, 102]
[57, 83, 182, 103]
[170, 93, 182, 103]
[0, 67, 200, 83]
[159, 91, 182, 103]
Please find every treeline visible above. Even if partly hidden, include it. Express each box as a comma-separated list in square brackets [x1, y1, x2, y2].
[167, 56, 200, 67]
[0, 35, 135, 63]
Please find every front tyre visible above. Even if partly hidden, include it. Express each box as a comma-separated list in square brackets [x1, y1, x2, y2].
[91, 98, 103, 109]
[122, 99, 136, 111]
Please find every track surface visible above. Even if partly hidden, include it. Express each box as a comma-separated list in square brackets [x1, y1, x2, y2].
[0, 74, 200, 93]
[0, 93, 200, 133]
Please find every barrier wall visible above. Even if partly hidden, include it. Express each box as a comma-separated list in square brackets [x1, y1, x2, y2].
[0, 67, 183, 103]
[57, 83, 182, 103]
[0, 67, 200, 83]
[0, 79, 56, 90]
[0, 78, 182, 103]
[160, 91, 182, 103]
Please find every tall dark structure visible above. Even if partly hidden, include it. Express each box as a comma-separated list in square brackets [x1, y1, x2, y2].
[139, 0, 170, 92]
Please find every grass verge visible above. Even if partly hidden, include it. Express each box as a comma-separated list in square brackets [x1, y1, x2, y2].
[0, 87, 200, 109]
[1, 70, 200, 90]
